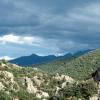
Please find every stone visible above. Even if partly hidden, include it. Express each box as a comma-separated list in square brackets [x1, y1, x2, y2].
[25, 77, 37, 93]
[33, 76, 42, 86]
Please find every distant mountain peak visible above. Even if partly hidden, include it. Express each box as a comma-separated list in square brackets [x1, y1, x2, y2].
[30, 54, 39, 57]
[9, 49, 92, 66]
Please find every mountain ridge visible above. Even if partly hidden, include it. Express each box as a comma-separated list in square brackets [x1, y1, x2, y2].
[9, 49, 91, 66]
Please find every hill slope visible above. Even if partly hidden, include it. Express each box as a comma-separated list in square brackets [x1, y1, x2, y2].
[0, 60, 75, 100]
[38, 48, 100, 80]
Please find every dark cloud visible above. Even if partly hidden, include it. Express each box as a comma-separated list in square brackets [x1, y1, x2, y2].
[0, 0, 100, 57]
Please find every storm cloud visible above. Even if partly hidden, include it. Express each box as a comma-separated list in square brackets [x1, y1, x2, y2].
[0, 0, 100, 58]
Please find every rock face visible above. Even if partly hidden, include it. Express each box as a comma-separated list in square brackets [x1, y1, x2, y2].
[33, 76, 43, 87]
[62, 81, 67, 88]
[24, 77, 49, 99]
[54, 73, 75, 89]
[0, 71, 19, 92]
[0, 63, 7, 68]
[36, 91, 49, 99]
[54, 73, 74, 83]
[24, 77, 37, 94]
[0, 71, 14, 82]
[89, 95, 98, 100]
[55, 86, 61, 95]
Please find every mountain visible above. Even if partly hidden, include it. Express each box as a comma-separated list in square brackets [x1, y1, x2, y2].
[9, 54, 57, 66]
[38, 48, 100, 80]
[9, 50, 90, 66]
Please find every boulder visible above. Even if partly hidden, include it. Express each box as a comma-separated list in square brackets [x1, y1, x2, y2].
[33, 76, 42, 86]
[54, 73, 74, 83]
[36, 91, 49, 99]
[25, 77, 37, 93]
[89, 95, 98, 100]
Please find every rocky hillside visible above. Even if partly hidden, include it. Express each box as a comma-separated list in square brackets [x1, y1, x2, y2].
[0, 60, 75, 100]
[0, 60, 100, 100]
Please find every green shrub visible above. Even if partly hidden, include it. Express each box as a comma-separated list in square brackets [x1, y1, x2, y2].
[75, 81, 98, 98]
[0, 91, 11, 100]
[10, 89, 40, 100]
[60, 81, 98, 99]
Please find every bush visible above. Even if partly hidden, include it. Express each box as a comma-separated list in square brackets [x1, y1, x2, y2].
[0, 91, 11, 100]
[13, 89, 40, 100]
[60, 81, 98, 99]
[75, 81, 98, 98]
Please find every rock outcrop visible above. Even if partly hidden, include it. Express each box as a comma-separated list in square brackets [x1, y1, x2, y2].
[33, 76, 43, 87]
[53, 73, 74, 83]
[0, 61, 74, 100]
[24, 77, 37, 94]
[0, 71, 19, 92]
[89, 95, 98, 100]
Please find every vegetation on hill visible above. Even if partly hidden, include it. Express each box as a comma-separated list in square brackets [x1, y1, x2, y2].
[38, 49, 100, 80]
[0, 59, 99, 100]
[0, 60, 74, 100]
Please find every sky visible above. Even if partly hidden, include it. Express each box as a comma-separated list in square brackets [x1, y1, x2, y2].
[0, 0, 100, 59]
